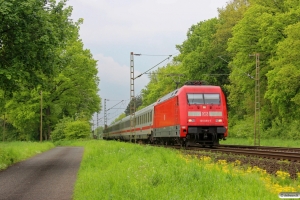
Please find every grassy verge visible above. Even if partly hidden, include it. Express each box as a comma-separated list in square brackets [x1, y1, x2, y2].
[221, 137, 300, 147]
[0, 141, 55, 170]
[59, 140, 279, 200]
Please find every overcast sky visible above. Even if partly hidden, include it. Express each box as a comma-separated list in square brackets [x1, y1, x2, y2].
[67, 0, 229, 127]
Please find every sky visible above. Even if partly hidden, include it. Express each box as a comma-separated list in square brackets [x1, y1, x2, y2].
[67, 0, 229, 127]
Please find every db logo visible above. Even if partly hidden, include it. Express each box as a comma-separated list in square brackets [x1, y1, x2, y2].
[202, 112, 208, 116]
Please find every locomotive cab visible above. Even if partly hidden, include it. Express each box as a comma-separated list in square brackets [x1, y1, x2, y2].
[178, 81, 228, 147]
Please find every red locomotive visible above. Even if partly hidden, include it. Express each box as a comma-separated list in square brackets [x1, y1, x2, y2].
[103, 81, 228, 147]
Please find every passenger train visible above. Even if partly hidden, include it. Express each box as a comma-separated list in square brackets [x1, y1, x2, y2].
[103, 81, 228, 147]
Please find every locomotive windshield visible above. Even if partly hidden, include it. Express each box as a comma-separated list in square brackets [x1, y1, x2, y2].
[187, 93, 220, 105]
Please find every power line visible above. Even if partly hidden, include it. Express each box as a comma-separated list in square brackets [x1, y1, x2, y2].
[135, 53, 173, 57]
[107, 100, 125, 111]
[135, 55, 173, 79]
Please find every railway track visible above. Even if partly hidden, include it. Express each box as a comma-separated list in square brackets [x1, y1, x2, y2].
[219, 144, 300, 153]
[156, 144, 300, 162]
[189, 146, 300, 162]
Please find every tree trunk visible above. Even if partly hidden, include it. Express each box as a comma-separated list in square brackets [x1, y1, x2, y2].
[46, 106, 51, 140]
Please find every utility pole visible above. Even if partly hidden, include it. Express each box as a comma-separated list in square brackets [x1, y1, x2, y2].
[130, 52, 136, 143]
[96, 112, 99, 139]
[104, 99, 108, 129]
[40, 90, 43, 142]
[250, 53, 260, 146]
[254, 53, 260, 146]
[3, 114, 5, 142]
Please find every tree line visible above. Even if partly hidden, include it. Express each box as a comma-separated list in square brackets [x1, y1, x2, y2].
[0, 0, 100, 141]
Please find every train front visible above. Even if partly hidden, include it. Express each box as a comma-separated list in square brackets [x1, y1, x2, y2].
[178, 83, 228, 146]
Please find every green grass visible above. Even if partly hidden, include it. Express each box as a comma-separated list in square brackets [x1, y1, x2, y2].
[0, 141, 55, 170]
[1, 139, 298, 199]
[59, 140, 278, 200]
[221, 137, 300, 147]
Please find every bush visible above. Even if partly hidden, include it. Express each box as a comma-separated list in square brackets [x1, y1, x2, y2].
[51, 117, 74, 142]
[287, 120, 300, 140]
[65, 120, 91, 140]
[264, 119, 300, 140]
[228, 116, 254, 138]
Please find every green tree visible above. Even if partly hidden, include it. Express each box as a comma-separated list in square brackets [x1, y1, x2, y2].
[0, 0, 75, 92]
[175, 18, 224, 85]
[227, 0, 300, 135]
[266, 22, 300, 121]
[3, 20, 101, 141]
[124, 95, 142, 116]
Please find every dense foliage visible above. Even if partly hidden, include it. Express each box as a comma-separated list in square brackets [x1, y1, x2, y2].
[0, 0, 101, 141]
[138, 0, 300, 140]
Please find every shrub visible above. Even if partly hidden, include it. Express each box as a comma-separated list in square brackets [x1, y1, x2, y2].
[286, 120, 300, 140]
[228, 116, 254, 138]
[65, 120, 91, 140]
[51, 117, 74, 141]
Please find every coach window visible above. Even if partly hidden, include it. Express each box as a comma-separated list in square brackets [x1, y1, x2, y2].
[150, 111, 152, 121]
[146, 113, 148, 122]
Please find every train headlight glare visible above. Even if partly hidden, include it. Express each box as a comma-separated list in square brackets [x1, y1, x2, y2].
[216, 119, 223, 122]
[188, 119, 195, 122]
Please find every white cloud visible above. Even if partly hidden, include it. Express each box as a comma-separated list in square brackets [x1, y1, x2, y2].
[96, 54, 148, 84]
[96, 54, 129, 85]
[69, 0, 229, 46]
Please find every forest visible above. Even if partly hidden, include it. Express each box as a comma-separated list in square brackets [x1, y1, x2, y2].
[0, 0, 101, 141]
[134, 0, 300, 140]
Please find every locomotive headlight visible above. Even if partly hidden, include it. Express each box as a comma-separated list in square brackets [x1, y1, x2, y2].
[188, 119, 195, 122]
[216, 119, 223, 122]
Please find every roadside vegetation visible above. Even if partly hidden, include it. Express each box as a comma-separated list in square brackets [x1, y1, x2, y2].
[0, 141, 54, 170]
[0, 0, 100, 142]
[59, 140, 293, 200]
[1, 139, 300, 199]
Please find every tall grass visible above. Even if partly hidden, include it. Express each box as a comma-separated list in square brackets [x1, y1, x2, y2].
[67, 140, 277, 200]
[0, 141, 54, 170]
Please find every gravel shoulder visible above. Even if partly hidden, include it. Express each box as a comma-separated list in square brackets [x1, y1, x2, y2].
[0, 147, 84, 200]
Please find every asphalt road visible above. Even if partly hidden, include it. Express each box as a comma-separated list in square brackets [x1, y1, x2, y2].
[0, 147, 84, 200]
